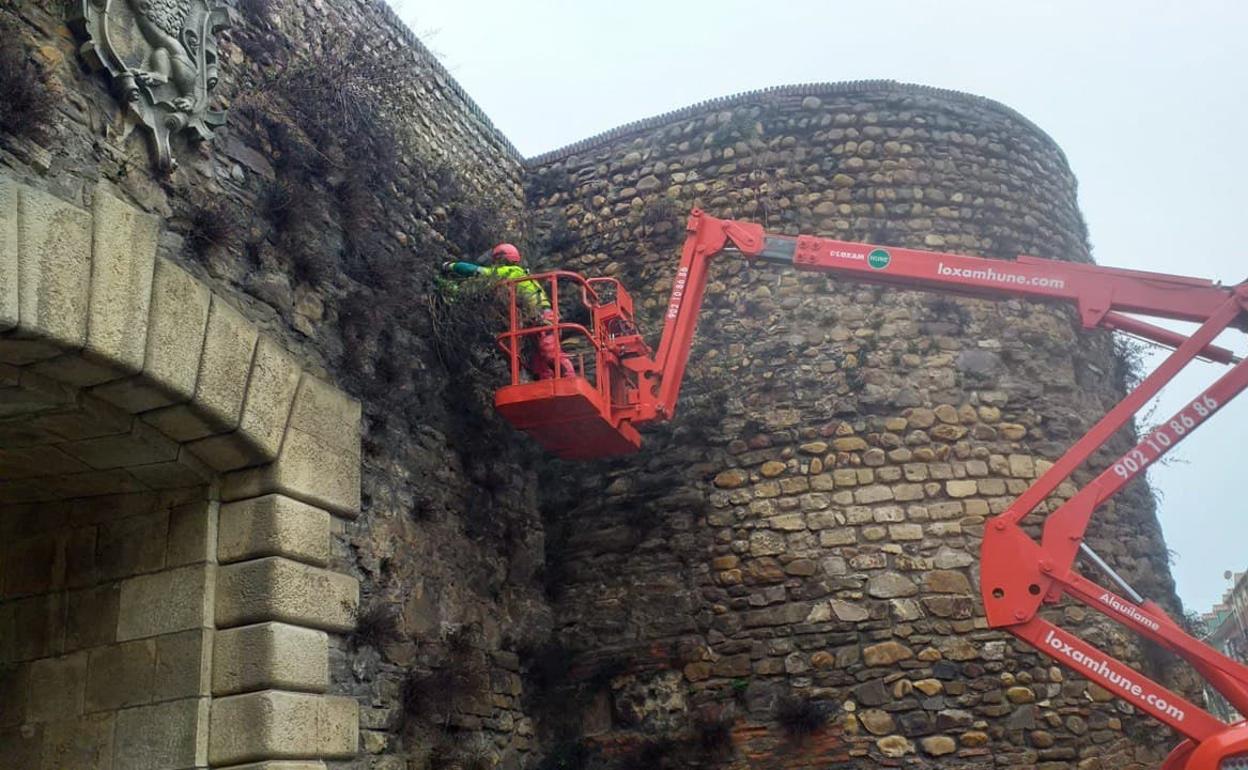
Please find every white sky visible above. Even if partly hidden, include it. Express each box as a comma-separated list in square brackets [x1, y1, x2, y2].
[394, 0, 1248, 613]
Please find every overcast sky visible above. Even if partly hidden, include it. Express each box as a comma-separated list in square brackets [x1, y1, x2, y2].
[394, 0, 1247, 614]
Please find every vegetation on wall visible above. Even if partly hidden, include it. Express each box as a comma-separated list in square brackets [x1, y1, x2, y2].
[773, 694, 826, 739]
[159, 13, 542, 764]
[183, 194, 241, 259]
[349, 602, 401, 651]
[0, 19, 58, 143]
[393, 623, 501, 769]
[200, 13, 521, 460]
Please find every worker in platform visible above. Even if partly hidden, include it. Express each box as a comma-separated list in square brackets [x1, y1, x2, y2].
[442, 243, 549, 316]
[441, 243, 574, 380]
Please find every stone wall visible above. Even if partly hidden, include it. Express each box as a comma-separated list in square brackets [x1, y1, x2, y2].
[1, 0, 549, 764]
[527, 83, 1186, 769]
[0, 0, 1197, 764]
[0, 175, 364, 769]
[0, 488, 216, 769]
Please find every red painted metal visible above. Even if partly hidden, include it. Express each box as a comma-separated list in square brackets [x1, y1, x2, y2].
[650, 212, 765, 419]
[1163, 741, 1199, 770]
[1185, 725, 1248, 770]
[495, 377, 642, 459]
[492, 270, 652, 459]
[491, 211, 1248, 767]
[1012, 616, 1224, 740]
[1059, 569, 1248, 717]
[1103, 311, 1240, 364]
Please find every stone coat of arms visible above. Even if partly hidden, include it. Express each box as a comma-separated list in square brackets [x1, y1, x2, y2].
[70, 0, 232, 170]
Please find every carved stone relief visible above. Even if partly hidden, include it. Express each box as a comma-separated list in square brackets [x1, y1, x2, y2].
[70, 0, 231, 170]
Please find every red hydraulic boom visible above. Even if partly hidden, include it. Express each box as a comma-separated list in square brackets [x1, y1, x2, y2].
[493, 210, 1248, 769]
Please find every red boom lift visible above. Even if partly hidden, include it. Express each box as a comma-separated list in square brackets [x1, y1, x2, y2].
[493, 209, 1248, 769]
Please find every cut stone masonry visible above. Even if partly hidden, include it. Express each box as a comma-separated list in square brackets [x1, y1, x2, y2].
[0, 174, 362, 769]
[0, 0, 1196, 760]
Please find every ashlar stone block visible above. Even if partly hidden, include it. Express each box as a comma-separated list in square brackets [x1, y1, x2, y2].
[187, 336, 301, 471]
[218, 494, 330, 566]
[94, 507, 169, 581]
[27, 652, 87, 722]
[213, 622, 329, 695]
[117, 564, 212, 641]
[125, 446, 215, 490]
[221, 432, 360, 520]
[142, 294, 258, 442]
[115, 696, 209, 770]
[154, 628, 212, 701]
[10, 592, 66, 661]
[39, 712, 115, 770]
[0, 368, 76, 423]
[215, 557, 356, 633]
[93, 257, 211, 413]
[0, 443, 91, 480]
[60, 418, 180, 470]
[166, 498, 217, 566]
[27, 392, 133, 442]
[2, 529, 67, 598]
[65, 583, 120, 651]
[85, 638, 157, 712]
[209, 690, 357, 765]
[0, 723, 42, 768]
[31, 468, 147, 501]
[0, 185, 93, 365]
[0, 601, 15, 662]
[0, 661, 29, 727]
[220, 758, 329, 763]
[69, 490, 159, 527]
[283, 374, 362, 458]
[221, 374, 361, 518]
[32, 185, 160, 386]
[87, 186, 159, 366]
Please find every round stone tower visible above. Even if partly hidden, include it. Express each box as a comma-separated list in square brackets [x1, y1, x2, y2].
[527, 82, 1186, 768]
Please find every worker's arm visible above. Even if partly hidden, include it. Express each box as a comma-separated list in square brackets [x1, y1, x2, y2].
[442, 261, 489, 276]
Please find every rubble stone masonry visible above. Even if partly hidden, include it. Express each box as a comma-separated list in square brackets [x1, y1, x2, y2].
[528, 83, 1190, 769]
[0, 0, 1194, 764]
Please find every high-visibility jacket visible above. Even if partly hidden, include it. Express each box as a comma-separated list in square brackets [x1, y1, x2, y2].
[448, 262, 550, 311]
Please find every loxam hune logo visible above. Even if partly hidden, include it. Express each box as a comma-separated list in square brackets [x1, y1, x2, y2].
[867, 248, 891, 270]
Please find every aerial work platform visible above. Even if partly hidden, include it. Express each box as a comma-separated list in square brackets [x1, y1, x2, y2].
[492, 270, 649, 460]
[494, 376, 640, 459]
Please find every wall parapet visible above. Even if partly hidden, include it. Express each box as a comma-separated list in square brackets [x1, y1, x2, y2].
[369, 0, 525, 163]
[525, 79, 1069, 167]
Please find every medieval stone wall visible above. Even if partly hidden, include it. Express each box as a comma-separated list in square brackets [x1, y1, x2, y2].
[526, 83, 1185, 769]
[2, 0, 551, 767]
[0, 0, 1197, 765]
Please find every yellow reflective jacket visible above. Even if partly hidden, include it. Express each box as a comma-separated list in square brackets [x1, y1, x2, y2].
[449, 262, 550, 311]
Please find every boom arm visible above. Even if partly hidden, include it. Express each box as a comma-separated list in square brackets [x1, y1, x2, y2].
[644, 209, 1242, 422]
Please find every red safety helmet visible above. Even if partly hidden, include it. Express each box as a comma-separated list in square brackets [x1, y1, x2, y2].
[491, 243, 522, 264]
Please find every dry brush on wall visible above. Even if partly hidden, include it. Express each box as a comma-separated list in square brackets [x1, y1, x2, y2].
[525, 83, 1192, 769]
[0, 0, 1199, 764]
[0, 19, 58, 145]
[0, 0, 554, 765]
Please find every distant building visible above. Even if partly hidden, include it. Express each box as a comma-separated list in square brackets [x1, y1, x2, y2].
[1200, 570, 1248, 721]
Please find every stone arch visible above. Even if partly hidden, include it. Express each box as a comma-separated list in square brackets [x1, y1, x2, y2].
[1, 174, 361, 768]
